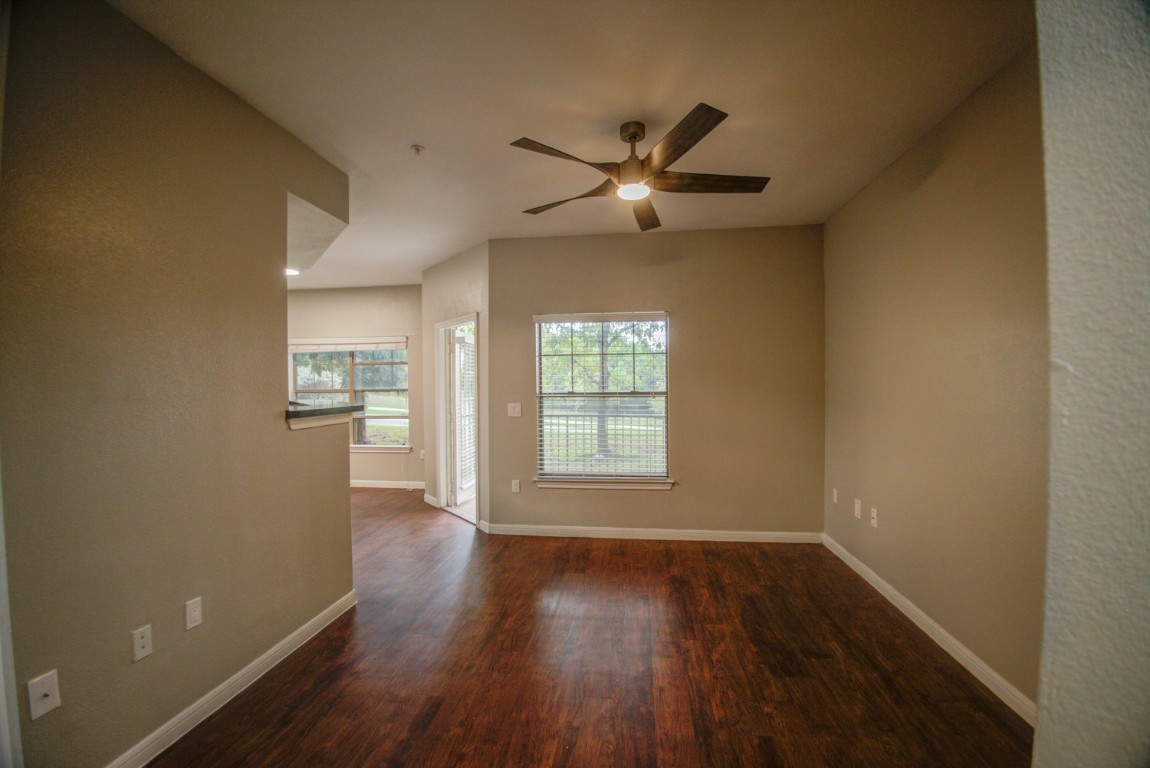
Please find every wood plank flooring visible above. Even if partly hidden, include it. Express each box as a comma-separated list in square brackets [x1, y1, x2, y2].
[148, 488, 1033, 767]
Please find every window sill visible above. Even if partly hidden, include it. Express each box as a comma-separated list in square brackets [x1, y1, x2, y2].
[534, 477, 674, 491]
[350, 445, 412, 454]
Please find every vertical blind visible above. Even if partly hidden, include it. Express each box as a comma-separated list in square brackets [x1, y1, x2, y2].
[454, 330, 478, 490]
[534, 313, 668, 478]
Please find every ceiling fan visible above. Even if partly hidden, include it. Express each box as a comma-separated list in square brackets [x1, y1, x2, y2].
[511, 103, 769, 232]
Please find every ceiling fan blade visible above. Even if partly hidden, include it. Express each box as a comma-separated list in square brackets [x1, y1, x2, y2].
[511, 138, 620, 182]
[652, 170, 770, 194]
[641, 103, 728, 178]
[524, 178, 617, 215]
[633, 197, 661, 232]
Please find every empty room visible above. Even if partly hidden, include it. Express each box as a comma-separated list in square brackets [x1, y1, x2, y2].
[0, 1, 1146, 766]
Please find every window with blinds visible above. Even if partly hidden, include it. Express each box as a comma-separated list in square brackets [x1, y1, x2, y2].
[289, 337, 409, 448]
[535, 313, 668, 481]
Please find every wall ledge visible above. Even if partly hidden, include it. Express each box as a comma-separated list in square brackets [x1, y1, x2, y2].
[821, 534, 1036, 724]
[106, 591, 357, 768]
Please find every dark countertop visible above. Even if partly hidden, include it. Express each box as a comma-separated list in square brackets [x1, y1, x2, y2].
[285, 403, 365, 420]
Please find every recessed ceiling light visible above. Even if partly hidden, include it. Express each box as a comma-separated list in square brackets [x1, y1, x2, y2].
[285, 268, 300, 276]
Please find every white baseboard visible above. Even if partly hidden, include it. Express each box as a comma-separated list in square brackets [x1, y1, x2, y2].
[107, 591, 358, 768]
[821, 535, 1036, 725]
[423, 493, 438, 507]
[477, 519, 491, 533]
[484, 523, 822, 543]
[351, 480, 425, 490]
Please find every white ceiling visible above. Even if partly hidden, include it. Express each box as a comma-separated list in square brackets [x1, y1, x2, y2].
[106, 0, 1035, 289]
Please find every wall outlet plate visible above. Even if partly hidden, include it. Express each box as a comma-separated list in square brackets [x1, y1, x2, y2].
[871, 508, 879, 528]
[132, 625, 152, 662]
[28, 669, 61, 720]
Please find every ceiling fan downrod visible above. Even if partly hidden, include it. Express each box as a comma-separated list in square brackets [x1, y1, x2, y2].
[618, 120, 647, 191]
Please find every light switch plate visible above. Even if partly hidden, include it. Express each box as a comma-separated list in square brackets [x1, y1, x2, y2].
[28, 669, 61, 720]
[185, 597, 203, 630]
[507, 403, 522, 417]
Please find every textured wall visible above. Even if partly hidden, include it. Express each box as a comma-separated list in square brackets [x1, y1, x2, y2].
[1032, 0, 1150, 764]
[823, 48, 1048, 704]
[0, 1, 351, 765]
[485, 227, 824, 533]
[288, 286, 425, 486]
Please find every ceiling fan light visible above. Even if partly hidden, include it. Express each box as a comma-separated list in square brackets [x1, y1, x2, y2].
[617, 182, 650, 201]
[285, 267, 301, 276]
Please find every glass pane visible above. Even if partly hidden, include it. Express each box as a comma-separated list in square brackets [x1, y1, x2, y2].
[603, 354, 635, 391]
[571, 355, 603, 392]
[572, 322, 603, 354]
[355, 349, 406, 363]
[605, 322, 634, 353]
[358, 390, 408, 417]
[540, 356, 571, 393]
[538, 323, 572, 356]
[353, 417, 409, 447]
[291, 391, 351, 408]
[634, 321, 667, 353]
[635, 353, 667, 391]
[538, 395, 666, 477]
[355, 362, 408, 389]
[293, 351, 350, 389]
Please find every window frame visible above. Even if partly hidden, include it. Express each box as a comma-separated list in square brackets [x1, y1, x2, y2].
[533, 312, 673, 490]
[288, 337, 411, 453]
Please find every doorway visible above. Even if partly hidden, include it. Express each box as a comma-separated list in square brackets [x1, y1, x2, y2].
[436, 315, 478, 524]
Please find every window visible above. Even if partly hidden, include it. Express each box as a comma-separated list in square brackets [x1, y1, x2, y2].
[289, 337, 409, 449]
[535, 312, 670, 488]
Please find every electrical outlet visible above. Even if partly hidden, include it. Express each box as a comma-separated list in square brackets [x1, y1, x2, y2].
[854, 499, 862, 519]
[870, 508, 878, 528]
[511, 479, 521, 493]
[419, 449, 425, 460]
[185, 597, 203, 630]
[27, 669, 61, 720]
[832, 488, 838, 503]
[131, 625, 152, 662]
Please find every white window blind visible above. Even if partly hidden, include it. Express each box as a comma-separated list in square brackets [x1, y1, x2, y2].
[535, 313, 668, 479]
[288, 337, 406, 353]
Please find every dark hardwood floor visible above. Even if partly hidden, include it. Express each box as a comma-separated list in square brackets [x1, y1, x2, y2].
[148, 488, 1033, 767]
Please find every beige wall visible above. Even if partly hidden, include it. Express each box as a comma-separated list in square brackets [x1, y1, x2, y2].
[0, 1, 351, 765]
[1033, 0, 1150, 764]
[823, 48, 1048, 702]
[486, 227, 825, 533]
[288, 286, 425, 487]
[421, 242, 490, 519]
